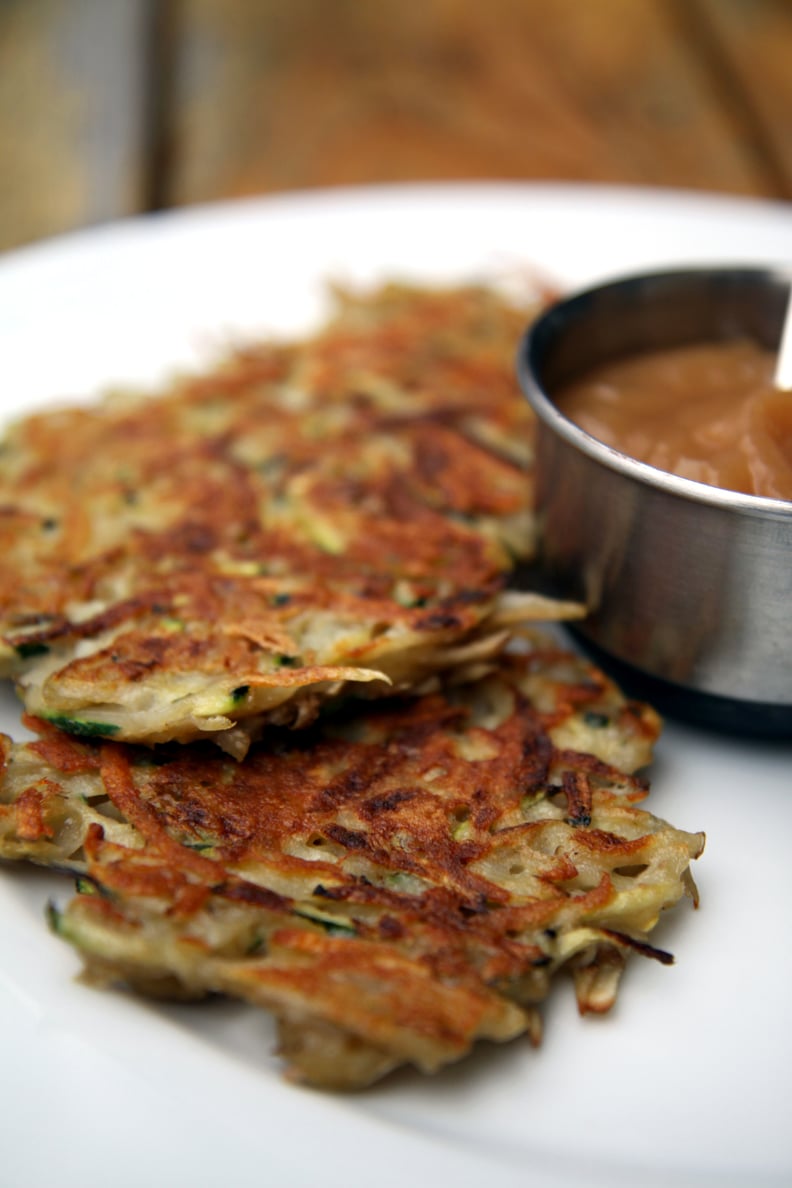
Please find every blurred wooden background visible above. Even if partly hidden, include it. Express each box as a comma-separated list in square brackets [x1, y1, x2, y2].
[1, 0, 790, 253]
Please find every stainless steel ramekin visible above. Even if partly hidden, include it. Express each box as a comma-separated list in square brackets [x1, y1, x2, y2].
[517, 267, 792, 737]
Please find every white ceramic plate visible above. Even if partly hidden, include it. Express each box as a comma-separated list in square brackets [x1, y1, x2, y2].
[0, 183, 790, 1188]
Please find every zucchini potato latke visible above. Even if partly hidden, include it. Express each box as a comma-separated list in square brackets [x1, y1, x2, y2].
[0, 638, 703, 1089]
[0, 283, 581, 753]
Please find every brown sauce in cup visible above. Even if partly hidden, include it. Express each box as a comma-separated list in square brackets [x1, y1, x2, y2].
[558, 339, 792, 500]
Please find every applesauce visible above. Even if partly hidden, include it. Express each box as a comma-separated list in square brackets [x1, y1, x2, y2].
[557, 339, 792, 500]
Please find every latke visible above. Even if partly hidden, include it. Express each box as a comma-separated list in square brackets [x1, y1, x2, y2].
[0, 283, 580, 752]
[0, 637, 703, 1089]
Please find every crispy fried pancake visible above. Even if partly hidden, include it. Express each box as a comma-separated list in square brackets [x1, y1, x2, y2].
[0, 283, 580, 751]
[0, 638, 702, 1089]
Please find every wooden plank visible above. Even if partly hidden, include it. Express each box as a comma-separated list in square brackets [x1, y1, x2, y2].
[685, 0, 792, 197]
[0, 0, 154, 252]
[165, 0, 776, 207]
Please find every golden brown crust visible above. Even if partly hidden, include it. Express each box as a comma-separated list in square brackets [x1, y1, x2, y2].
[0, 643, 702, 1088]
[0, 283, 576, 746]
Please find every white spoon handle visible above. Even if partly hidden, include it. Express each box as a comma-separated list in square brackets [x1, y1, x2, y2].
[774, 284, 792, 390]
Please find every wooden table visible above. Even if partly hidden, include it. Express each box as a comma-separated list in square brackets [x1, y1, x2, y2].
[1, 0, 790, 253]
